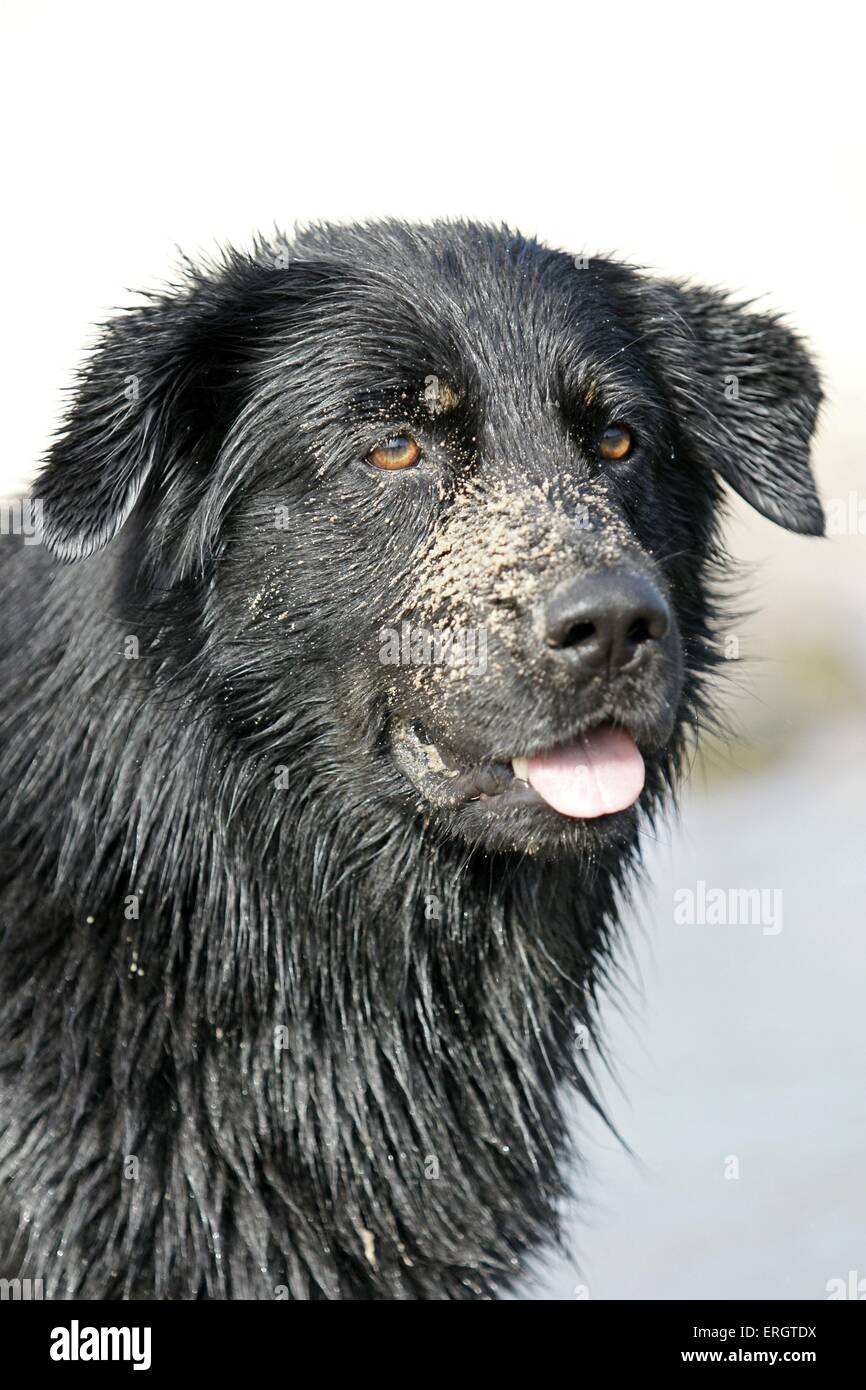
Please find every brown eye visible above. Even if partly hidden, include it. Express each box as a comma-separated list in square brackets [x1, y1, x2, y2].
[597, 423, 633, 461]
[368, 434, 422, 471]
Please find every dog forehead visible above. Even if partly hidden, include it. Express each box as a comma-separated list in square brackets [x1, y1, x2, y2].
[309, 223, 630, 379]
[406, 242, 615, 368]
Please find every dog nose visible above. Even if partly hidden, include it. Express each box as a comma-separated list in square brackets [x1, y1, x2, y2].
[541, 571, 671, 672]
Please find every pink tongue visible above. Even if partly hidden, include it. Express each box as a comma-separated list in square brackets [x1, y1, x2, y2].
[526, 728, 645, 819]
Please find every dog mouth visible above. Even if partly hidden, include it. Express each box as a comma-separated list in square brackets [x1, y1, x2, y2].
[391, 718, 647, 820]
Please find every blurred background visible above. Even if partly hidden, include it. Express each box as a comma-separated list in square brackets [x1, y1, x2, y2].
[1, 0, 863, 1299]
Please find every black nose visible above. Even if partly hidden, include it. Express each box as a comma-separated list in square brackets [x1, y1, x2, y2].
[541, 571, 671, 672]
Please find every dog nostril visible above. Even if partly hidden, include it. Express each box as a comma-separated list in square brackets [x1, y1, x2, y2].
[554, 620, 597, 649]
[626, 616, 652, 646]
[640, 606, 671, 642]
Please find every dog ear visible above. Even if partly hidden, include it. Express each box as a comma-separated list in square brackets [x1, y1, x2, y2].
[640, 280, 824, 535]
[37, 249, 328, 563]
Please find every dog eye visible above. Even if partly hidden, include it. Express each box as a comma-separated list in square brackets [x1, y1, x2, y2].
[597, 423, 633, 461]
[368, 435, 422, 471]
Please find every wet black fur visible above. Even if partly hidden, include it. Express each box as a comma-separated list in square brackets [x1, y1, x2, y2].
[0, 222, 821, 1298]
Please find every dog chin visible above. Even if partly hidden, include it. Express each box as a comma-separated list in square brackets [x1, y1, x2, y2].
[438, 796, 644, 859]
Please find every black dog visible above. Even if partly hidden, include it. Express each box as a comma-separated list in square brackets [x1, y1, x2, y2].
[0, 222, 822, 1299]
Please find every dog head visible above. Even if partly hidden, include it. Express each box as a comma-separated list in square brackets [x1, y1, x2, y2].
[38, 222, 822, 859]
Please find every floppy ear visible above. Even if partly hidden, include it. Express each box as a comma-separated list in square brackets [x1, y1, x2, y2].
[38, 248, 327, 564]
[641, 280, 824, 535]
